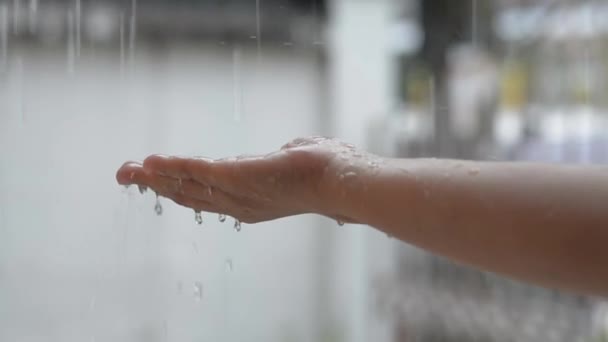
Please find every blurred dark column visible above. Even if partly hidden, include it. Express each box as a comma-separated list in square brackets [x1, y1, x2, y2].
[419, 0, 494, 157]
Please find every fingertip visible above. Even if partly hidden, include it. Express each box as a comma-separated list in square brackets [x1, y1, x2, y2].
[116, 161, 143, 184]
[143, 154, 170, 170]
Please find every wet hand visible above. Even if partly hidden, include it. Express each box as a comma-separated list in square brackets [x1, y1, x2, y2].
[115, 137, 362, 223]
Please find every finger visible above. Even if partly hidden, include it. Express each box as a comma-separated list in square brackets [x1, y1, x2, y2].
[143, 154, 214, 183]
[116, 161, 145, 185]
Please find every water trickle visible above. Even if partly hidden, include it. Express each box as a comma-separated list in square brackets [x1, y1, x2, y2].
[468, 168, 480, 176]
[233, 219, 241, 232]
[337, 220, 345, 226]
[12, 0, 20, 34]
[193, 281, 203, 301]
[232, 46, 242, 122]
[154, 195, 163, 216]
[66, 9, 75, 74]
[75, 0, 81, 57]
[137, 185, 147, 194]
[194, 211, 203, 225]
[255, 0, 261, 58]
[128, 0, 136, 65]
[27, 0, 36, 33]
[119, 12, 125, 73]
[218, 213, 226, 223]
[0, 4, 7, 70]
[225, 258, 233, 272]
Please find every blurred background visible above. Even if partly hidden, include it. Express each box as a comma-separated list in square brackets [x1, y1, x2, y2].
[1, 0, 608, 341]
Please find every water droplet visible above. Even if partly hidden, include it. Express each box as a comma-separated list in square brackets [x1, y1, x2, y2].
[177, 178, 184, 194]
[176, 281, 183, 294]
[233, 219, 241, 232]
[225, 258, 233, 272]
[194, 211, 203, 225]
[207, 186, 213, 197]
[468, 168, 480, 176]
[154, 195, 163, 216]
[193, 281, 203, 301]
[337, 220, 345, 226]
[218, 213, 226, 223]
[137, 185, 147, 194]
[250, 35, 257, 39]
[192, 242, 198, 253]
[343, 171, 357, 179]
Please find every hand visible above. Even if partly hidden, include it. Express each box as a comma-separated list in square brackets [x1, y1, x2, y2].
[115, 137, 364, 223]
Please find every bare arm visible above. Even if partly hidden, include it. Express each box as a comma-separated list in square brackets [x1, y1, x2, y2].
[332, 158, 608, 297]
[116, 137, 608, 297]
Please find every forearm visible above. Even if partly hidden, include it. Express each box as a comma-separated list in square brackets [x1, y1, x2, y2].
[333, 158, 608, 296]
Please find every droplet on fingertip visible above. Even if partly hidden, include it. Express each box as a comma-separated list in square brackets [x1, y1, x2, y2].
[194, 211, 203, 225]
[138, 185, 147, 194]
[154, 195, 163, 216]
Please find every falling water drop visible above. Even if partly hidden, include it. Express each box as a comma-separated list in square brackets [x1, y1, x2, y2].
[27, 0, 36, 33]
[194, 210, 203, 225]
[154, 195, 163, 216]
[218, 213, 226, 223]
[128, 0, 136, 66]
[12, 0, 20, 34]
[119, 12, 125, 74]
[176, 281, 183, 295]
[337, 220, 345, 227]
[1, 4, 8, 71]
[255, 0, 261, 59]
[225, 258, 233, 272]
[75, 0, 81, 57]
[232, 46, 242, 122]
[233, 219, 241, 232]
[67, 9, 75, 74]
[471, 0, 478, 47]
[193, 281, 203, 301]
[137, 185, 147, 194]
